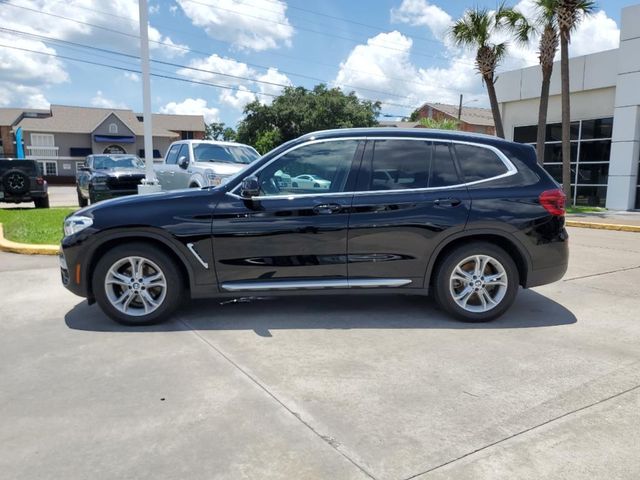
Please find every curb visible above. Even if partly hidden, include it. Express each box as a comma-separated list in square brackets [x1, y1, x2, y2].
[566, 220, 640, 233]
[0, 223, 59, 255]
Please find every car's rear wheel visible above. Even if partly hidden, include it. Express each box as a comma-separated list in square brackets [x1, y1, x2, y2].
[93, 243, 184, 325]
[432, 242, 519, 322]
[77, 188, 88, 207]
[34, 195, 50, 209]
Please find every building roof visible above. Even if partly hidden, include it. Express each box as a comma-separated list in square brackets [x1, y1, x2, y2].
[378, 121, 421, 128]
[422, 102, 495, 127]
[10, 105, 204, 136]
[0, 108, 49, 126]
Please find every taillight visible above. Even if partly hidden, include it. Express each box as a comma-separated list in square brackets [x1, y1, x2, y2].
[36, 177, 45, 185]
[539, 189, 566, 216]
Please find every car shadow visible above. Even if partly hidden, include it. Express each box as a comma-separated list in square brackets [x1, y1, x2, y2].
[65, 289, 576, 336]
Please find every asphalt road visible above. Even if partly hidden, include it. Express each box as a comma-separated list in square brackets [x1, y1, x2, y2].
[1, 227, 639, 480]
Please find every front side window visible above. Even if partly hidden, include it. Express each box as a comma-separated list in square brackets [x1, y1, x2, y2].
[454, 144, 508, 183]
[256, 140, 359, 196]
[165, 144, 181, 165]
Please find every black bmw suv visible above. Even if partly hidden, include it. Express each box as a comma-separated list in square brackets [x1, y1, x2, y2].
[60, 128, 568, 325]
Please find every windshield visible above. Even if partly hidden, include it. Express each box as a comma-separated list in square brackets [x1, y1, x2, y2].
[192, 144, 260, 165]
[93, 155, 144, 170]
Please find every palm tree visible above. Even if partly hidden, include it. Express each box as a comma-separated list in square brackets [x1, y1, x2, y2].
[450, 4, 529, 139]
[532, 0, 560, 165]
[557, 0, 595, 200]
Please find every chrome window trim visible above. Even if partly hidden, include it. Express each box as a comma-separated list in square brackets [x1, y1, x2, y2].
[227, 136, 518, 200]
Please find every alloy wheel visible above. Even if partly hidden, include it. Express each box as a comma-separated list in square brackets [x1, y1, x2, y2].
[104, 256, 167, 317]
[449, 254, 508, 313]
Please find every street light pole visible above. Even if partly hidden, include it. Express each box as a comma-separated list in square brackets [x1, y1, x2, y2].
[137, 0, 161, 195]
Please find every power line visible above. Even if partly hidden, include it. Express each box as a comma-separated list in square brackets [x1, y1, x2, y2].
[180, 0, 472, 65]
[0, 26, 435, 103]
[0, 42, 424, 111]
[0, 0, 477, 95]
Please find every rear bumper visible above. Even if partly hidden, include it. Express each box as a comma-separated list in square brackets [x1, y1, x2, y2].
[0, 190, 47, 202]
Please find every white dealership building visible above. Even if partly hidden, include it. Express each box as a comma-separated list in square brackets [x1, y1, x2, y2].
[496, 4, 640, 210]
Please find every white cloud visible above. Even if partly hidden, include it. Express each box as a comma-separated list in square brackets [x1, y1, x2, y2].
[160, 98, 221, 124]
[391, 0, 453, 40]
[177, 0, 294, 51]
[123, 72, 140, 82]
[334, 31, 482, 111]
[176, 54, 291, 110]
[90, 90, 128, 109]
[567, 10, 619, 56]
[0, 34, 67, 108]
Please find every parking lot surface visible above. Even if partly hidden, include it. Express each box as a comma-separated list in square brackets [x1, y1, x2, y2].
[1, 227, 639, 479]
[0, 185, 77, 209]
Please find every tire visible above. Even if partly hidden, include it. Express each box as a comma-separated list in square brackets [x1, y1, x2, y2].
[2, 169, 30, 195]
[88, 189, 96, 204]
[77, 189, 88, 208]
[188, 183, 199, 188]
[432, 242, 519, 322]
[34, 195, 50, 209]
[92, 242, 185, 326]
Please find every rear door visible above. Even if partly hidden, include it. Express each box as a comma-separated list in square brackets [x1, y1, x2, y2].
[347, 139, 471, 288]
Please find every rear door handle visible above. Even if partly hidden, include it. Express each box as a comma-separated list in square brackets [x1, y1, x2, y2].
[434, 198, 462, 207]
[313, 203, 342, 214]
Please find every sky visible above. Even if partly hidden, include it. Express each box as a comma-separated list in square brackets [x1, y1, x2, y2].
[0, 0, 630, 127]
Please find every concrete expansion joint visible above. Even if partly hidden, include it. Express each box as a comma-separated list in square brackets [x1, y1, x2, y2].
[403, 383, 640, 480]
[179, 317, 379, 480]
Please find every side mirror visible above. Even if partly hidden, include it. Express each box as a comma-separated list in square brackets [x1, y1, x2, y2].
[177, 156, 189, 169]
[79, 165, 90, 172]
[240, 175, 260, 198]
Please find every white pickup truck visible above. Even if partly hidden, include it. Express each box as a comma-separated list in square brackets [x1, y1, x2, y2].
[154, 140, 260, 190]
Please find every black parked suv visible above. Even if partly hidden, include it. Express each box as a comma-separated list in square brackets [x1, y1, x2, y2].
[76, 154, 145, 206]
[0, 159, 49, 208]
[60, 128, 568, 325]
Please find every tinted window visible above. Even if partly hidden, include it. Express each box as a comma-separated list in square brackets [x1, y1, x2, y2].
[454, 144, 508, 183]
[513, 125, 537, 143]
[370, 140, 430, 190]
[581, 118, 613, 139]
[257, 140, 359, 196]
[429, 142, 459, 187]
[165, 144, 181, 164]
[193, 144, 259, 165]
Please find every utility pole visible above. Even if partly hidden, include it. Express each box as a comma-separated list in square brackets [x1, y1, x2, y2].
[137, 0, 161, 195]
[457, 94, 463, 121]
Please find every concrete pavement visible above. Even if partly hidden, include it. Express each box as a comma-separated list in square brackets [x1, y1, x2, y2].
[1, 227, 640, 479]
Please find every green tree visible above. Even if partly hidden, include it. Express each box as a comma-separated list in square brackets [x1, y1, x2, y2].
[418, 117, 460, 130]
[557, 0, 595, 200]
[450, 4, 530, 138]
[205, 122, 237, 141]
[236, 84, 381, 152]
[523, 0, 561, 165]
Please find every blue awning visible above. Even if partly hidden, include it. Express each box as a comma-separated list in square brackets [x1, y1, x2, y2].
[93, 135, 135, 143]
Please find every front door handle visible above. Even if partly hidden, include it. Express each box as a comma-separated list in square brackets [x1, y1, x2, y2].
[313, 203, 342, 214]
[434, 198, 462, 207]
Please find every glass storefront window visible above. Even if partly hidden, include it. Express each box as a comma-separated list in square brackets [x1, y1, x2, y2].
[513, 117, 613, 206]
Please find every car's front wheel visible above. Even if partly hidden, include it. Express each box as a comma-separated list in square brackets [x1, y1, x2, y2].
[92, 243, 184, 325]
[432, 242, 519, 322]
[77, 188, 88, 207]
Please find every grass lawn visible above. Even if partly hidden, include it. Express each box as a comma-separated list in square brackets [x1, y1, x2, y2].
[0, 208, 77, 245]
[566, 206, 607, 214]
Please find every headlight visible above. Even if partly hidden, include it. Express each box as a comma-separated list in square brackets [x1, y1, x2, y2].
[64, 216, 93, 236]
[206, 171, 224, 187]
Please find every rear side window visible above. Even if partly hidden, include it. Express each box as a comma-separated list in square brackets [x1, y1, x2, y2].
[454, 144, 509, 183]
[429, 142, 459, 187]
[370, 140, 430, 190]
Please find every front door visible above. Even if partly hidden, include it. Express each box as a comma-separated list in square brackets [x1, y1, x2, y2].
[347, 139, 471, 288]
[211, 139, 363, 291]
